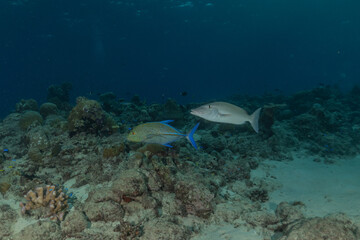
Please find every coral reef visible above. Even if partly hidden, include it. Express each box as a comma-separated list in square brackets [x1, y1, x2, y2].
[15, 99, 39, 113]
[0, 85, 359, 239]
[47, 82, 72, 111]
[19, 185, 69, 221]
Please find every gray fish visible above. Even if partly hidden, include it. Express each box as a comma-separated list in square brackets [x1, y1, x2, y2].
[190, 102, 261, 133]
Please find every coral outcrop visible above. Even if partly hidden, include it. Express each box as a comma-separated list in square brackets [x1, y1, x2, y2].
[19, 111, 43, 131]
[67, 97, 118, 136]
[39, 102, 59, 118]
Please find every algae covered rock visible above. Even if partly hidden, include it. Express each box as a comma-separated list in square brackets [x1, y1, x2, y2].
[61, 209, 89, 236]
[275, 201, 305, 225]
[175, 180, 214, 218]
[84, 201, 124, 222]
[27, 128, 50, 151]
[67, 97, 118, 136]
[112, 169, 147, 197]
[103, 144, 126, 158]
[83, 187, 124, 222]
[0, 204, 17, 238]
[0, 182, 11, 195]
[27, 147, 43, 164]
[19, 111, 43, 131]
[12, 220, 61, 240]
[142, 219, 189, 240]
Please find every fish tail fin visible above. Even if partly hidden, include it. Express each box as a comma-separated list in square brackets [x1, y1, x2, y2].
[186, 122, 200, 150]
[249, 108, 261, 133]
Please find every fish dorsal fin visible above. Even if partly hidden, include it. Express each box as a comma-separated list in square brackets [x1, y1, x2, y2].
[160, 120, 174, 124]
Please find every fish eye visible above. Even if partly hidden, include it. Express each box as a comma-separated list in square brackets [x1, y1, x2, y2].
[132, 132, 135, 135]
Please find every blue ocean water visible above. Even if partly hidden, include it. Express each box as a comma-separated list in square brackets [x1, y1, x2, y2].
[0, 0, 359, 115]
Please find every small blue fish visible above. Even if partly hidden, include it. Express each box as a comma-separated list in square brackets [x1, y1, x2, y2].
[127, 120, 200, 149]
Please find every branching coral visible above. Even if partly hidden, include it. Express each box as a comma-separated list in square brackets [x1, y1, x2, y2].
[19, 185, 69, 221]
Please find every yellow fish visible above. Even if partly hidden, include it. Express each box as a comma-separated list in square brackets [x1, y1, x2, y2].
[127, 120, 200, 149]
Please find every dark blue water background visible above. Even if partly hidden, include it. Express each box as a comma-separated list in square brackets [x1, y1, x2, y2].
[0, 0, 359, 116]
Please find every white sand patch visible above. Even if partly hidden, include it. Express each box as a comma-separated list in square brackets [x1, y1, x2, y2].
[0, 194, 38, 234]
[191, 223, 263, 240]
[252, 155, 360, 218]
[63, 181, 90, 203]
[13, 217, 38, 234]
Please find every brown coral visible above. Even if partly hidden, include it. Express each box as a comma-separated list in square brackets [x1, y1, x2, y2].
[19, 185, 69, 221]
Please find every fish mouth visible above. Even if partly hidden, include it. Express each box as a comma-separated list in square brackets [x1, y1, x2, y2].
[190, 109, 199, 116]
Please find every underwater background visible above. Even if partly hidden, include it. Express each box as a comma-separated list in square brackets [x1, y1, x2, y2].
[1, 0, 360, 115]
[1, 1, 360, 240]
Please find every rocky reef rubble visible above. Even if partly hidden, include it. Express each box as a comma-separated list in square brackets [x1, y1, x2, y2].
[0, 84, 359, 239]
